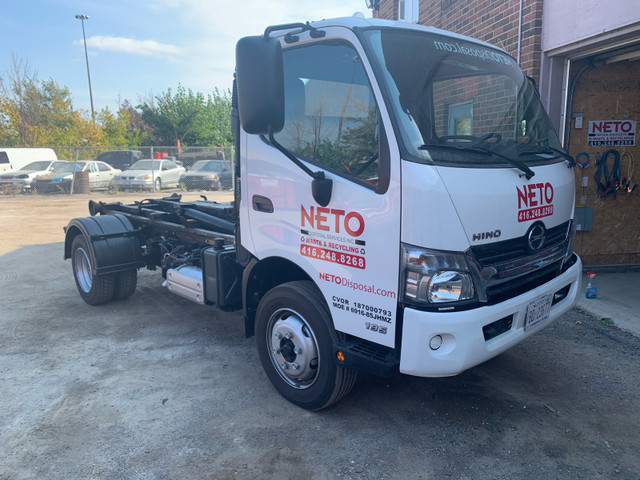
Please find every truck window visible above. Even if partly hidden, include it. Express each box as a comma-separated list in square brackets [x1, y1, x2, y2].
[275, 41, 380, 187]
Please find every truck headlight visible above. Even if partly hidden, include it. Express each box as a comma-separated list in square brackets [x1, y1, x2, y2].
[401, 244, 475, 305]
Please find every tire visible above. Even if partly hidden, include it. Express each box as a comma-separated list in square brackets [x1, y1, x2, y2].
[71, 235, 115, 305]
[255, 281, 357, 410]
[213, 179, 221, 191]
[112, 269, 137, 300]
[154, 177, 162, 191]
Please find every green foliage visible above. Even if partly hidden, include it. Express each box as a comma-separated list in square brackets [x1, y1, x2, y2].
[1, 57, 232, 149]
[138, 85, 232, 147]
[98, 103, 148, 147]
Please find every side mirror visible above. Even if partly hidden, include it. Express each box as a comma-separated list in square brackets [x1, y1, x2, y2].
[235, 36, 284, 135]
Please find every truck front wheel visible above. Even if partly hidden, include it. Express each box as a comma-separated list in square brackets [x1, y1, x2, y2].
[71, 235, 115, 305]
[255, 281, 357, 410]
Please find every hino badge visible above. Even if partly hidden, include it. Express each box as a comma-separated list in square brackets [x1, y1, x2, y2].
[64, 17, 582, 410]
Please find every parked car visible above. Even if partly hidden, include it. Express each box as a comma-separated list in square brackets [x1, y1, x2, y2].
[112, 159, 185, 190]
[95, 150, 142, 171]
[0, 160, 67, 193]
[32, 161, 121, 194]
[179, 160, 233, 191]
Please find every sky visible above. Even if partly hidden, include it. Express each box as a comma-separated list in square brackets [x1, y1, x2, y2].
[0, 0, 372, 116]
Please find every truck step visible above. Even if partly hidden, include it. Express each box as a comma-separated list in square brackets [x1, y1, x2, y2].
[333, 339, 399, 377]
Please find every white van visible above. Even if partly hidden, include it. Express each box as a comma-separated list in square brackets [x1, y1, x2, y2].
[0, 148, 58, 173]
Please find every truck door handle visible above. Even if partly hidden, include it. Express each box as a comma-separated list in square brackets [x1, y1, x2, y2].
[252, 195, 274, 213]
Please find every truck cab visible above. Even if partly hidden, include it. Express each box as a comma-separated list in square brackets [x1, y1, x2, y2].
[235, 17, 581, 400]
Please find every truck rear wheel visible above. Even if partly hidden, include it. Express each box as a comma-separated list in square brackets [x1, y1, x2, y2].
[71, 235, 115, 305]
[112, 269, 137, 300]
[255, 281, 357, 410]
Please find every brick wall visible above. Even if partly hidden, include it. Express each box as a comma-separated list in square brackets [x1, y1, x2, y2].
[433, 76, 516, 139]
[374, 0, 544, 81]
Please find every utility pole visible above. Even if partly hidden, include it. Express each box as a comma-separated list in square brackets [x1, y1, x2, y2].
[75, 14, 95, 126]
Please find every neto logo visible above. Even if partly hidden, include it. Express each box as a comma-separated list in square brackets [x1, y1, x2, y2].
[590, 120, 635, 133]
[301, 205, 365, 237]
[516, 182, 554, 209]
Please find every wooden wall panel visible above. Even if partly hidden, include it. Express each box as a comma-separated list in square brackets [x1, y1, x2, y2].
[569, 60, 640, 265]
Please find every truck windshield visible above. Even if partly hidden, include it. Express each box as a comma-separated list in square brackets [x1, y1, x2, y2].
[361, 28, 563, 167]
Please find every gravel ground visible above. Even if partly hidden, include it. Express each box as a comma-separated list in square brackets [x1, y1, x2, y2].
[1, 193, 639, 480]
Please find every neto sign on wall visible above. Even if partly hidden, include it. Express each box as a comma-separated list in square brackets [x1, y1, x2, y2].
[588, 120, 636, 146]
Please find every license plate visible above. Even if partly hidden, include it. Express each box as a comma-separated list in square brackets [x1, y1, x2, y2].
[525, 294, 552, 330]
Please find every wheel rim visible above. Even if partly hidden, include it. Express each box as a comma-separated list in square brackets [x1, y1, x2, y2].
[266, 308, 320, 389]
[74, 246, 93, 293]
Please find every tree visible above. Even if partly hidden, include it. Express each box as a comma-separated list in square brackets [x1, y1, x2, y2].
[138, 85, 232, 147]
[99, 102, 149, 147]
[0, 57, 102, 149]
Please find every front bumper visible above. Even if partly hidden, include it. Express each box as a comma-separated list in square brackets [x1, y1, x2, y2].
[32, 180, 71, 193]
[181, 177, 218, 190]
[399, 254, 582, 377]
[113, 179, 153, 190]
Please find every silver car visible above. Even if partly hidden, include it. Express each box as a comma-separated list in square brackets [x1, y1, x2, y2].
[112, 159, 186, 190]
[32, 161, 121, 194]
[0, 160, 66, 193]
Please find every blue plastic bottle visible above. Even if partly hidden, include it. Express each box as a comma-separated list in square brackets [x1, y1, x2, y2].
[585, 271, 597, 298]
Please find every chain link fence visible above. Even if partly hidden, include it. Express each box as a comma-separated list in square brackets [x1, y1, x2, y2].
[0, 146, 234, 196]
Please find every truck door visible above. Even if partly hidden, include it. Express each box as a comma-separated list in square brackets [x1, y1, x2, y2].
[242, 34, 401, 348]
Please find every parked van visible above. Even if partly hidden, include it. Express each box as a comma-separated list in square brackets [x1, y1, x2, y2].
[0, 148, 58, 173]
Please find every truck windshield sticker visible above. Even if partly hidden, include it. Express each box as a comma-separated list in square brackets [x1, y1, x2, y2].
[516, 182, 554, 223]
[433, 40, 511, 66]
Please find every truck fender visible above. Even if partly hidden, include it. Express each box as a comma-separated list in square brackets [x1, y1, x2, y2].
[63, 214, 144, 275]
[241, 256, 312, 337]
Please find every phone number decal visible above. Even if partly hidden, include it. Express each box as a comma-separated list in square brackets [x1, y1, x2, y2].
[518, 205, 553, 223]
[300, 245, 365, 269]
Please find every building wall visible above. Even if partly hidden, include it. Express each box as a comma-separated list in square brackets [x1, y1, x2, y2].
[375, 0, 544, 81]
[568, 60, 640, 265]
[541, 0, 640, 53]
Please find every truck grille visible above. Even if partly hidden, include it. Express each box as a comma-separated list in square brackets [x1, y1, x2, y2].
[469, 221, 571, 305]
[471, 221, 569, 265]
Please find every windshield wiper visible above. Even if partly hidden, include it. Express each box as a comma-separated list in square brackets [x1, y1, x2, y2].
[519, 146, 576, 168]
[420, 143, 535, 180]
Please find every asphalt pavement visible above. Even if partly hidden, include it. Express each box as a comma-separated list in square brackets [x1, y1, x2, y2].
[575, 266, 640, 338]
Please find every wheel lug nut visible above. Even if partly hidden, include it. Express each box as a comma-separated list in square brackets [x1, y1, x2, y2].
[280, 361, 288, 370]
[274, 331, 283, 339]
[292, 362, 300, 370]
[293, 346, 302, 354]
[284, 331, 292, 339]
[273, 347, 281, 355]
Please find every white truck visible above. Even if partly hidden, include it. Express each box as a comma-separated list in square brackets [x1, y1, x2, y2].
[0, 147, 58, 173]
[64, 17, 582, 410]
